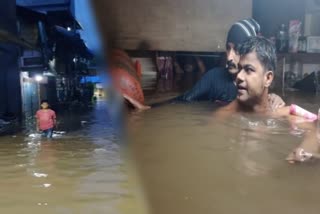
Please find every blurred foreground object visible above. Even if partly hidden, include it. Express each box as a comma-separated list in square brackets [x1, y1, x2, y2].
[109, 49, 150, 110]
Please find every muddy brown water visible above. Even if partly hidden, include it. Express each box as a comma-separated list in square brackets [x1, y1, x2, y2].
[0, 101, 148, 214]
[129, 74, 320, 214]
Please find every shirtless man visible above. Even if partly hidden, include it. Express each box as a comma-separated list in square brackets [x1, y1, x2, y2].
[153, 18, 285, 110]
[214, 36, 319, 163]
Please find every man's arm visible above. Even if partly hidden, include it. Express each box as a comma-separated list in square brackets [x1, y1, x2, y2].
[286, 122, 319, 163]
[36, 119, 40, 131]
[150, 70, 216, 107]
[52, 111, 57, 127]
[212, 100, 238, 121]
[173, 70, 215, 102]
[274, 106, 319, 163]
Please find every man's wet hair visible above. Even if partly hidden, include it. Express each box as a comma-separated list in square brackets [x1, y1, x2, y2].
[238, 36, 277, 72]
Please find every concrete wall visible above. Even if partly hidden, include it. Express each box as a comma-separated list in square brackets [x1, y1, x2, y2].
[0, 0, 21, 118]
[92, 0, 252, 52]
[305, 0, 320, 36]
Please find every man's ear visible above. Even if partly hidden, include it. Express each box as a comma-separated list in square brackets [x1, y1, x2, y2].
[264, 71, 274, 88]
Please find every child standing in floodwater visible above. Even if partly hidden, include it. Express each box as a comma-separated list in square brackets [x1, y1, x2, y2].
[36, 100, 56, 138]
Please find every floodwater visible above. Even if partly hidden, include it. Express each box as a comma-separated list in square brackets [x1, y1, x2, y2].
[129, 73, 320, 214]
[2, 71, 320, 214]
[0, 101, 148, 214]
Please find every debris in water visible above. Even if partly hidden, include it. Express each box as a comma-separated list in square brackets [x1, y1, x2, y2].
[33, 172, 48, 178]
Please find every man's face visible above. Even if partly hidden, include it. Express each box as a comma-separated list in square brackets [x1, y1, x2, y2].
[236, 51, 273, 104]
[226, 42, 240, 75]
[41, 102, 49, 109]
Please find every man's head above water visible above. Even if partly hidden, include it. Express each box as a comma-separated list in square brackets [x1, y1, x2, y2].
[236, 36, 277, 106]
[226, 18, 261, 75]
[216, 37, 316, 165]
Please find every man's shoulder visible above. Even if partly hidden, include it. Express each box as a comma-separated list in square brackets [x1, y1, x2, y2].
[213, 100, 238, 119]
[273, 106, 290, 117]
[49, 109, 56, 114]
[206, 67, 227, 75]
[220, 100, 238, 111]
[204, 67, 231, 81]
[35, 109, 44, 117]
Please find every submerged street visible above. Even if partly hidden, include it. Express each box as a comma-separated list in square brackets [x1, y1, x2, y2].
[0, 101, 147, 213]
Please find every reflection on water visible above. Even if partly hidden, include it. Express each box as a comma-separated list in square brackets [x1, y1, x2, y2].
[0, 101, 148, 214]
[5, 71, 320, 213]
[130, 75, 320, 214]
